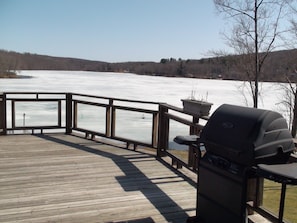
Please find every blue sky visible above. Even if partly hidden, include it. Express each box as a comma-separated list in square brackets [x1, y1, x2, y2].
[0, 0, 229, 62]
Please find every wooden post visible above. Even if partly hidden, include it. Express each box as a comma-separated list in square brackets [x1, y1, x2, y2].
[111, 106, 116, 138]
[188, 116, 200, 168]
[58, 100, 62, 127]
[246, 177, 264, 215]
[255, 177, 264, 207]
[152, 112, 158, 148]
[106, 99, 112, 137]
[110, 99, 117, 138]
[65, 93, 72, 134]
[157, 103, 169, 157]
[0, 93, 6, 135]
[11, 100, 15, 129]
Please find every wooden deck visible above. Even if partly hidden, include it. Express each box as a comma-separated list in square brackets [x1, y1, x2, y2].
[0, 134, 196, 223]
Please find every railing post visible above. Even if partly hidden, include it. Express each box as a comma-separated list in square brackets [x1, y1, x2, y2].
[255, 177, 264, 208]
[188, 116, 200, 168]
[111, 100, 116, 138]
[246, 177, 264, 216]
[106, 99, 113, 137]
[11, 100, 15, 129]
[0, 93, 6, 135]
[157, 103, 169, 157]
[152, 112, 158, 148]
[58, 100, 62, 127]
[66, 93, 72, 134]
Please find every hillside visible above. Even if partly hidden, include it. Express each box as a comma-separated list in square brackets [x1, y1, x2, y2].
[1, 49, 297, 82]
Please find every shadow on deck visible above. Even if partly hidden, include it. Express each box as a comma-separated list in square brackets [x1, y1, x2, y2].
[0, 133, 196, 223]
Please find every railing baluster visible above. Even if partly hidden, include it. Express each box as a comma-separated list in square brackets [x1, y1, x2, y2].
[188, 117, 200, 168]
[73, 100, 77, 129]
[0, 93, 6, 135]
[11, 100, 15, 129]
[157, 103, 169, 157]
[152, 112, 158, 148]
[106, 104, 111, 137]
[58, 100, 62, 127]
[111, 104, 116, 138]
[66, 93, 72, 134]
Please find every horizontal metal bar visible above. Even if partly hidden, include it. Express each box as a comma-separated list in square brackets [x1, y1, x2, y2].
[72, 127, 107, 138]
[165, 151, 197, 173]
[113, 105, 158, 114]
[8, 99, 64, 102]
[4, 92, 68, 95]
[73, 127, 154, 148]
[247, 204, 280, 223]
[73, 99, 108, 107]
[7, 126, 64, 130]
[165, 112, 204, 129]
[72, 93, 161, 105]
[160, 103, 209, 121]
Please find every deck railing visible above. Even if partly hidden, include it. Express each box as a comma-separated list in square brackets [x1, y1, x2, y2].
[70, 93, 160, 149]
[0, 92, 206, 172]
[0, 91, 296, 223]
[157, 103, 208, 172]
[0, 92, 67, 134]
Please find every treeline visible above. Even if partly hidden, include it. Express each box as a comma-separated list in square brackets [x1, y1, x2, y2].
[1, 49, 297, 82]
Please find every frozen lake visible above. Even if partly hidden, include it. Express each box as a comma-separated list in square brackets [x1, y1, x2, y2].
[0, 70, 285, 112]
[0, 70, 289, 145]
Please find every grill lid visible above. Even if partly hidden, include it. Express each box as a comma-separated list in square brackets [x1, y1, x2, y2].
[200, 104, 295, 166]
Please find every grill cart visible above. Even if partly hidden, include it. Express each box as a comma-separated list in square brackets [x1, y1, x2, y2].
[175, 104, 296, 223]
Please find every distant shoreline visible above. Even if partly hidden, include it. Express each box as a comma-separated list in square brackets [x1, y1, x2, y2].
[0, 71, 32, 79]
[0, 75, 32, 79]
[1, 49, 297, 82]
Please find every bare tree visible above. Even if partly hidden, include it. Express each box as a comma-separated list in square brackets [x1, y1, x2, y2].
[214, 0, 291, 108]
[279, 1, 297, 137]
[284, 76, 297, 137]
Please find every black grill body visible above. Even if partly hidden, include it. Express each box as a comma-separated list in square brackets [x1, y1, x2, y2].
[200, 104, 294, 166]
[196, 104, 295, 223]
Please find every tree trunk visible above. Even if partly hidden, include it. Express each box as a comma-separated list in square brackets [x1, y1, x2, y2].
[291, 88, 297, 138]
[254, 0, 259, 108]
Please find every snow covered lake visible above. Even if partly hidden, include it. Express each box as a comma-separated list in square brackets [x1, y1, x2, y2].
[0, 70, 289, 145]
[0, 70, 285, 111]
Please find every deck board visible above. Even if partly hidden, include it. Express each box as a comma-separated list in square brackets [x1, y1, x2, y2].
[0, 134, 196, 223]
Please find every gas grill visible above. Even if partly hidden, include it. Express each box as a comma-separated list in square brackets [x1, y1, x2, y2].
[174, 104, 296, 223]
[200, 104, 294, 166]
